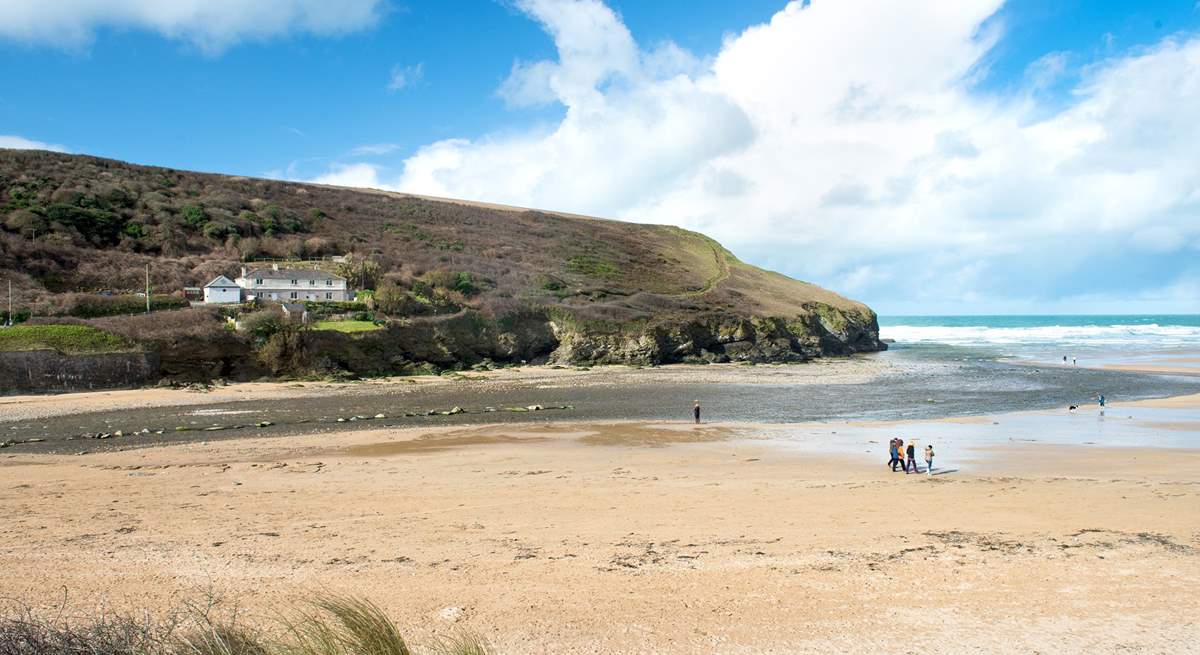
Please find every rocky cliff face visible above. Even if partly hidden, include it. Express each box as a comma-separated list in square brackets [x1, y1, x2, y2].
[547, 304, 883, 365]
[240, 303, 883, 380]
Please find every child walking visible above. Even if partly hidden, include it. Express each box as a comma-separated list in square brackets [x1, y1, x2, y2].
[924, 444, 935, 476]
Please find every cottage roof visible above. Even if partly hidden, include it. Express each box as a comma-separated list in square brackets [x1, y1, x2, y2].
[242, 268, 345, 282]
[204, 275, 239, 288]
[281, 303, 307, 314]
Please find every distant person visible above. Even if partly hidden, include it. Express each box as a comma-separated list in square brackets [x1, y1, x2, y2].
[1063, 355, 1068, 365]
[1072, 357, 1077, 366]
[1098, 394, 1106, 408]
[693, 400, 701, 424]
[905, 441, 918, 474]
[925, 444, 934, 475]
[896, 438, 906, 472]
[888, 438, 900, 471]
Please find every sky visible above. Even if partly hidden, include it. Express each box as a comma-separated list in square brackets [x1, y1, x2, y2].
[1, 0, 1198, 315]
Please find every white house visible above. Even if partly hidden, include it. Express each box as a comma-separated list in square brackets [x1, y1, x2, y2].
[235, 266, 350, 302]
[203, 275, 242, 304]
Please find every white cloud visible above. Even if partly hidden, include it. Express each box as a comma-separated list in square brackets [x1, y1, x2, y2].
[309, 0, 1200, 312]
[388, 62, 424, 91]
[0, 135, 69, 152]
[0, 0, 383, 53]
[311, 162, 384, 189]
[348, 143, 403, 157]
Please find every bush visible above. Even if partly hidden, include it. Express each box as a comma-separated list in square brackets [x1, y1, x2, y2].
[180, 203, 208, 228]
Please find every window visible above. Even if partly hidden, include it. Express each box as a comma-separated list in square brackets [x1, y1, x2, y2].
[290, 279, 297, 286]
[255, 278, 263, 285]
[290, 292, 297, 299]
[325, 292, 332, 299]
[309, 279, 316, 285]
[325, 279, 332, 286]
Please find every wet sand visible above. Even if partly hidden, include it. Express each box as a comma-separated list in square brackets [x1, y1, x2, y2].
[3, 416, 1198, 654]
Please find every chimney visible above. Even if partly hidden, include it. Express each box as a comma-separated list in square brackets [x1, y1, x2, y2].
[240, 266, 247, 279]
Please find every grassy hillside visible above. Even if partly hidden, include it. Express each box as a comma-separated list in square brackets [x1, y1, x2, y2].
[0, 150, 883, 375]
[0, 324, 136, 354]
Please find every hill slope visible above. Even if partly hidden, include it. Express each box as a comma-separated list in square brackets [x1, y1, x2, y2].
[0, 150, 883, 375]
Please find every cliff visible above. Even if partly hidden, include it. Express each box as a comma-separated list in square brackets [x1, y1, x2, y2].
[0, 150, 883, 380]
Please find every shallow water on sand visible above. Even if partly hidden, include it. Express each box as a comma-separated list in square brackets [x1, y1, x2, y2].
[5, 348, 1200, 454]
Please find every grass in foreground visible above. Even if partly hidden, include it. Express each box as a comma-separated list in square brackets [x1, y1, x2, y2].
[310, 320, 385, 333]
[0, 324, 136, 354]
[0, 595, 489, 655]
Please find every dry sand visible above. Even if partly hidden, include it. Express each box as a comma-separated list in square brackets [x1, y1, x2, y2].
[3, 418, 1198, 654]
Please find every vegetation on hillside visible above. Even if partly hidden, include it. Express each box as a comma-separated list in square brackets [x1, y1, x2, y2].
[0, 324, 136, 354]
[0, 150, 883, 384]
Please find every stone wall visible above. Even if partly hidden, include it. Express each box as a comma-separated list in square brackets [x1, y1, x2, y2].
[0, 350, 159, 394]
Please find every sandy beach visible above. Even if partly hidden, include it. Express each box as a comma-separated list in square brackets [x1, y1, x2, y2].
[4, 396, 1199, 653]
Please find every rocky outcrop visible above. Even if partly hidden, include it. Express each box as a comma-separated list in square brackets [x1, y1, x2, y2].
[256, 302, 883, 379]
[546, 302, 884, 366]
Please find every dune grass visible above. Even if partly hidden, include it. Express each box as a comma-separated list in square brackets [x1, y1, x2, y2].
[0, 595, 490, 655]
[0, 324, 136, 354]
[310, 320, 385, 333]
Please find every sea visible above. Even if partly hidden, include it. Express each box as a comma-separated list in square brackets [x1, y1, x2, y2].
[878, 314, 1200, 370]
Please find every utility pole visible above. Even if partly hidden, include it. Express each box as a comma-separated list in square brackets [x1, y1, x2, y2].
[145, 263, 151, 314]
[6, 279, 11, 327]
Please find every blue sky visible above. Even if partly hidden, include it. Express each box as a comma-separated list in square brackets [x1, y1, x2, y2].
[2, 1, 1199, 315]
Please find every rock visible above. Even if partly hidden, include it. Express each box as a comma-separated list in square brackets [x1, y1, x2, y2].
[174, 426, 190, 432]
[438, 606, 466, 622]
[527, 405, 544, 411]
[504, 407, 529, 413]
[337, 418, 347, 423]
[113, 430, 123, 438]
[448, 406, 464, 415]
[374, 413, 386, 419]
[140, 428, 150, 434]
[255, 421, 273, 427]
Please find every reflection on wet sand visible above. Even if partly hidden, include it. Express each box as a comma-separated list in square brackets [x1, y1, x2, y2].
[344, 422, 737, 456]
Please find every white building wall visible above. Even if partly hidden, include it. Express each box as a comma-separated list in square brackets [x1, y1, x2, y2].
[204, 286, 242, 304]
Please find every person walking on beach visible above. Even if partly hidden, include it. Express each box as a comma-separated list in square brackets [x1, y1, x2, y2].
[905, 441, 918, 474]
[888, 438, 900, 471]
[925, 444, 935, 476]
[693, 400, 701, 424]
[1063, 355, 1068, 365]
[896, 438, 906, 472]
[1072, 357, 1077, 366]
[1098, 394, 1106, 408]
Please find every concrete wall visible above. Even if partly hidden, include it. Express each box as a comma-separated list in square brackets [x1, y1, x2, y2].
[0, 350, 159, 394]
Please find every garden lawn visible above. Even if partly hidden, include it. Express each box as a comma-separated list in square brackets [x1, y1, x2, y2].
[310, 320, 384, 334]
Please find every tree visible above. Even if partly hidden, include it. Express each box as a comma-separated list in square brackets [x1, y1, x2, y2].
[335, 254, 381, 290]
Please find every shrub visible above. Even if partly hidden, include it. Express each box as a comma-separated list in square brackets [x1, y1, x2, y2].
[180, 204, 209, 228]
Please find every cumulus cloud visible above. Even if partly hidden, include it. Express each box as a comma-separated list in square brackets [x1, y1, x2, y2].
[0, 0, 383, 53]
[0, 135, 69, 152]
[309, 0, 1200, 312]
[388, 62, 424, 91]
